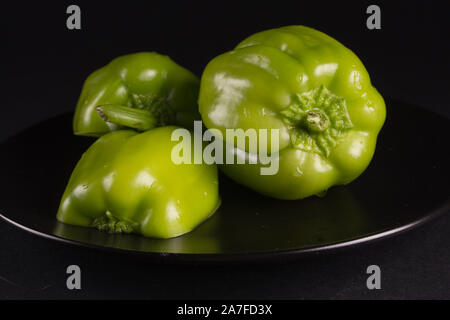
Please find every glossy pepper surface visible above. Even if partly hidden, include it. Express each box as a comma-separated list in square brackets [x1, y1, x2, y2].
[199, 26, 386, 199]
[57, 127, 220, 239]
[73, 52, 200, 137]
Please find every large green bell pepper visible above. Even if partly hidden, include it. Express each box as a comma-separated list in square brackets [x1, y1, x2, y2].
[199, 25, 386, 199]
[57, 127, 220, 239]
[73, 52, 200, 137]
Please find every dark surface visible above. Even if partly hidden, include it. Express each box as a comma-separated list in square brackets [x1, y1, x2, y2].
[0, 100, 449, 262]
[2, 0, 450, 299]
[3, 1, 450, 142]
[2, 215, 450, 299]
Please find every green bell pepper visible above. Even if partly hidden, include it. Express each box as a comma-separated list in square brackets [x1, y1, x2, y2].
[73, 52, 200, 137]
[199, 25, 386, 199]
[57, 127, 221, 239]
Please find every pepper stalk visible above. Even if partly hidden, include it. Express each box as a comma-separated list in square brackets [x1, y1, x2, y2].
[96, 104, 157, 131]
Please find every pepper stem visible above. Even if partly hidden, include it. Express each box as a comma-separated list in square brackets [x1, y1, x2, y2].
[96, 104, 157, 131]
[92, 211, 136, 234]
[304, 110, 330, 132]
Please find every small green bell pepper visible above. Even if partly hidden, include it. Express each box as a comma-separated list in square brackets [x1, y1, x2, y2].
[73, 52, 200, 137]
[199, 25, 386, 199]
[57, 127, 220, 239]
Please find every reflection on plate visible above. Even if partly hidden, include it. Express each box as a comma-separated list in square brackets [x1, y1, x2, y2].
[0, 98, 449, 261]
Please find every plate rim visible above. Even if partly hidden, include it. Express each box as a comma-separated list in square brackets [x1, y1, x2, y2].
[1, 200, 449, 262]
[1, 101, 449, 262]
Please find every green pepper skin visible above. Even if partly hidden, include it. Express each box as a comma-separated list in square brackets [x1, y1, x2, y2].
[57, 127, 220, 239]
[73, 52, 200, 136]
[199, 26, 386, 200]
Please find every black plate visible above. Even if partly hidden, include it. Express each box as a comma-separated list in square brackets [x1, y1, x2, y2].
[0, 98, 449, 262]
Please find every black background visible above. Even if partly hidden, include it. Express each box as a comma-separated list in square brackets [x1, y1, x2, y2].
[1, 0, 450, 299]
